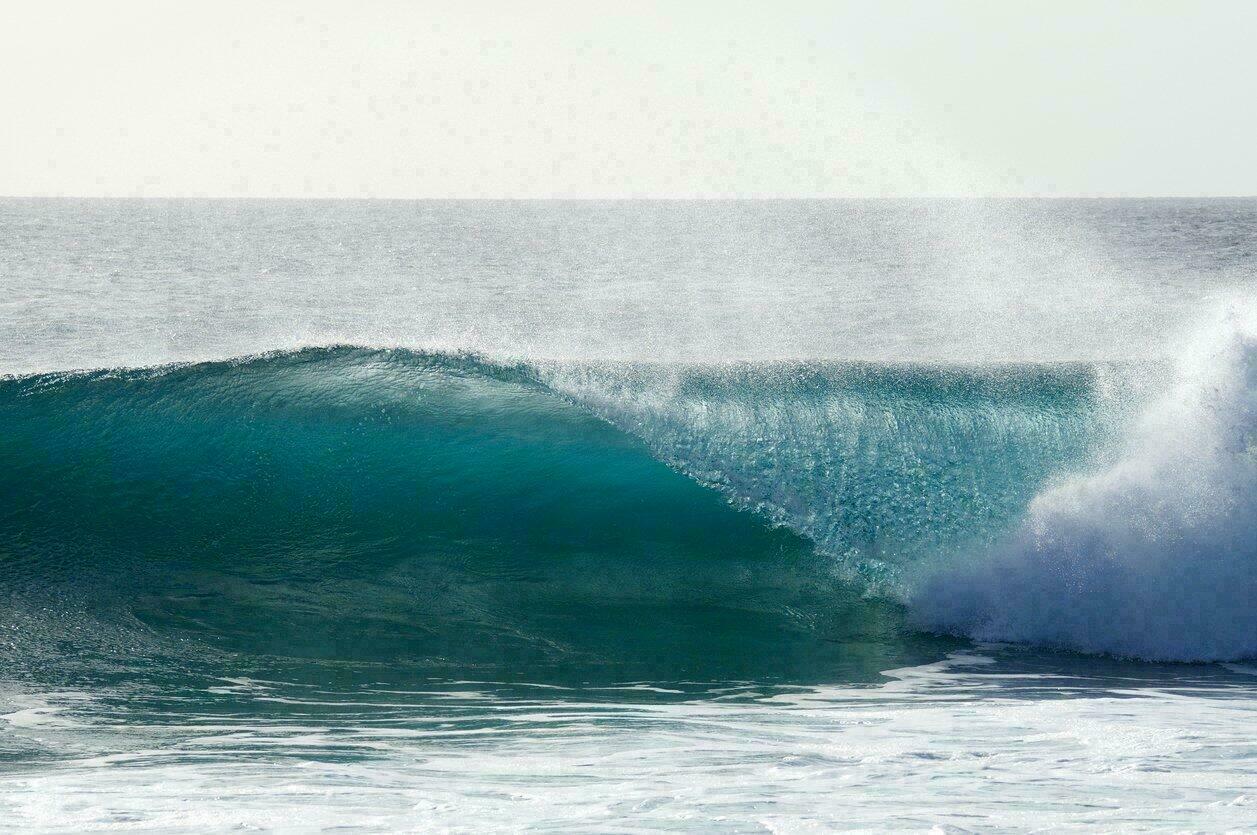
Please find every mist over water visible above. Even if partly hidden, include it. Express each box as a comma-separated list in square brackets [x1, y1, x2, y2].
[2, 198, 1255, 830]
[4, 198, 1253, 374]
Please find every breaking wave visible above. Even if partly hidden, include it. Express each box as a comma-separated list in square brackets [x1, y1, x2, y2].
[1, 308, 1252, 677]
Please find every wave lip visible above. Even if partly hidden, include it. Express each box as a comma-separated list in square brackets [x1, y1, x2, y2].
[912, 305, 1257, 661]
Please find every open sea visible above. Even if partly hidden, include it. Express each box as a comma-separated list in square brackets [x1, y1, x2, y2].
[1, 198, 1254, 831]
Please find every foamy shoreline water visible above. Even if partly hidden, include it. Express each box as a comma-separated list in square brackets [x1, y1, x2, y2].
[3, 650, 1255, 832]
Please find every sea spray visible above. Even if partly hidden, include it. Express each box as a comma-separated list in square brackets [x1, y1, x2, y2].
[911, 304, 1257, 660]
[540, 360, 1127, 590]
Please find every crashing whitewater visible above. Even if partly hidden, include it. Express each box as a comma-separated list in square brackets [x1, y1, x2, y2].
[910, 305, 1257, 660]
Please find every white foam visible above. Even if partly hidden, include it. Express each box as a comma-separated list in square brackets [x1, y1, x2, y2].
[2, 661, 1254, 832]
[913, 302, 1257, 660]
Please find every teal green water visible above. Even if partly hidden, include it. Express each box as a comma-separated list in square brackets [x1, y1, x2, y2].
[0, 348, 1117, 686]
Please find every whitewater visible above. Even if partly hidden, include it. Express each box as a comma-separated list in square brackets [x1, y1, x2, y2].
[1, 198, 1255, 830]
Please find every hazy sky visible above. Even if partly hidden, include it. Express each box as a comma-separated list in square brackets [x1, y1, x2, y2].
[3, 1, 1254, 198]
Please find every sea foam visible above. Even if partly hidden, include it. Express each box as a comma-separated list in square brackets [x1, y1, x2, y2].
[912, 304, 1257, 660]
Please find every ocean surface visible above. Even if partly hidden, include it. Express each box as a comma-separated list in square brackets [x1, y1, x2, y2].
[1, 199, 1254, 831]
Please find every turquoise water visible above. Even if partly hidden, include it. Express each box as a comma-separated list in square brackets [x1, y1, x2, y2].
[1, 348, 1112, 683]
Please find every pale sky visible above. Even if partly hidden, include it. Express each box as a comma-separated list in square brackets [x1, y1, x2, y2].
[3, 0, 1254, 198]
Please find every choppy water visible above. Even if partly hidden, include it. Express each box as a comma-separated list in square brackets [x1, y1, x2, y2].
[4, 651, 1257, 831]
[1, 199, 1254, 830]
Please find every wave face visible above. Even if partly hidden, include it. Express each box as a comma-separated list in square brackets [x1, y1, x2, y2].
[0, 349, 943, 682]
[1, 347, 1116, 681]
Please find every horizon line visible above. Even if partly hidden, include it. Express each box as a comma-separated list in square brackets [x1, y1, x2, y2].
[4, 194, 1256, 202]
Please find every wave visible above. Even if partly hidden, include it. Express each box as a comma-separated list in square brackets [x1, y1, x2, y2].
[0, 314, 1251, 676]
